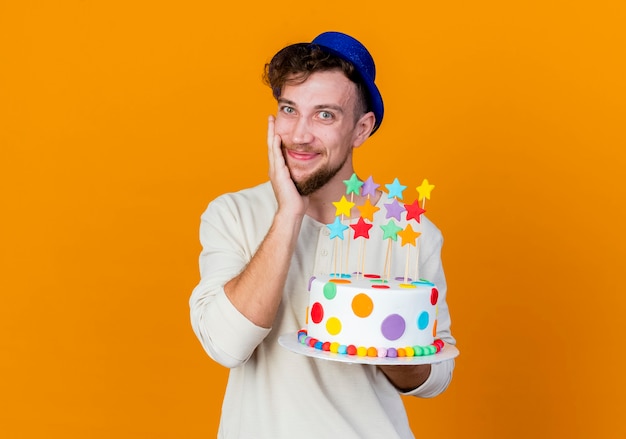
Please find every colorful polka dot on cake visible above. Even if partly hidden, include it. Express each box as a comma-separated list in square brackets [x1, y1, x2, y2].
[430, 288, 438, 305]
[417, 311, 429, 330]
[326, 317, 342, 335]
[323, 282, 337, 299]
[351, 293, 374, 317]
[381, 314, 406, 341]
[310, 302, 323, 324]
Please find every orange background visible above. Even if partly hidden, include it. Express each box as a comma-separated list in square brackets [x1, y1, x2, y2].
[1, 1, 625, 438]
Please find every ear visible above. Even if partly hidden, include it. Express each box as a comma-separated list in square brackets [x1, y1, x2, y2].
[352, 111, 376, 148]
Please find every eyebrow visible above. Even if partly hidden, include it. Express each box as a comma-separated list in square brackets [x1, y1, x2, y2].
[278, 98, 345, 114]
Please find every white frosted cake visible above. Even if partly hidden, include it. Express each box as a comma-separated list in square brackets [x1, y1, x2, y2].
[299, 273, 443, 358]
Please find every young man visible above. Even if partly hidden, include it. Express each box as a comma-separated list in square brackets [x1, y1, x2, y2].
[190, 31, 455, 438]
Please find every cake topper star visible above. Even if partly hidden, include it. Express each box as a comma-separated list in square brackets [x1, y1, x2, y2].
[384, 198, 405, 221]
[380, 219, 403, 241]
[397, 224, 422, 247]
[357, 198, 380, 222]
[343, 173, 363, 196]
[404, 199, 426, 223]
[361, 176, 380, 198]
[332, 195, 355, 217]
[326, 216, 349, 239]
[385, 178, 407, 199]
[416, 179, 435, 201]
[350, 217, 373, 239]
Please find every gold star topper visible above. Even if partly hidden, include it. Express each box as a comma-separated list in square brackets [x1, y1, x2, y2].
[416, 179, 435, 202]
[332, 195, 355, 217]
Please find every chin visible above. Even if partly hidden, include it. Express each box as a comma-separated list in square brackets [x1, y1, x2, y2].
[293, 169, 340, 196]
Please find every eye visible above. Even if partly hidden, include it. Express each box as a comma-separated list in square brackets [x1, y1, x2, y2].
[318, 111, 333, 120]
[280, 106, 296, 115]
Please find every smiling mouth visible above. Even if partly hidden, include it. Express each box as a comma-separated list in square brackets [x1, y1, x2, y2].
[285, 149, 320, 161]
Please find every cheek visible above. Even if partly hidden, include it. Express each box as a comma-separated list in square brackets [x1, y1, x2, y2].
[273, 116, 291, 136]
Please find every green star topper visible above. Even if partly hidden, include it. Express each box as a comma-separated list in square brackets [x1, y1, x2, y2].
[343, 173, 363, 196]
[380, 219, 403, 241]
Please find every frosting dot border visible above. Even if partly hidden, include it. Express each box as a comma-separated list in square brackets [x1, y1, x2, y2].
[297, 329, 443, 358]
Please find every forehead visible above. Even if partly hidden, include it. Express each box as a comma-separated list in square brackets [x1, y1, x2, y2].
[280, 70, 358, 110]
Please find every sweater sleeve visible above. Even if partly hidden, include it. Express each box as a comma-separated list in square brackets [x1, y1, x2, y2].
[403, 217, 456, 398]
[189, 194, 272, 368]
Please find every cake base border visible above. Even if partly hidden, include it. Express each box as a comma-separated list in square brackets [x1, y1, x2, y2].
[278, 334, 459, 365]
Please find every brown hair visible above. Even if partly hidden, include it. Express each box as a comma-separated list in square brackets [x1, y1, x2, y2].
[263, 43, 369, 118]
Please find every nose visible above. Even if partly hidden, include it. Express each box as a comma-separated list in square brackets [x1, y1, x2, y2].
[291, 116, 314, 145]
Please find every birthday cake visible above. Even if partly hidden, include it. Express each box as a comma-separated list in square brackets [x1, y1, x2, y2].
[297, 175, 444, 358]
[300, 274, 442, 358]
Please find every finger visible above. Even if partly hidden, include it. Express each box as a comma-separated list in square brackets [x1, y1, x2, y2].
[267, 115, 278, 173]
[267, 115, 275, 149]
[267, 116, 284, 175]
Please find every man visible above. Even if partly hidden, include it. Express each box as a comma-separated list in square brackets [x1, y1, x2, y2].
[190, 31, 455, 438]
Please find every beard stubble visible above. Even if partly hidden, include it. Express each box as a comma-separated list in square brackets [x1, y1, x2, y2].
[285, 145, 351, 196]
